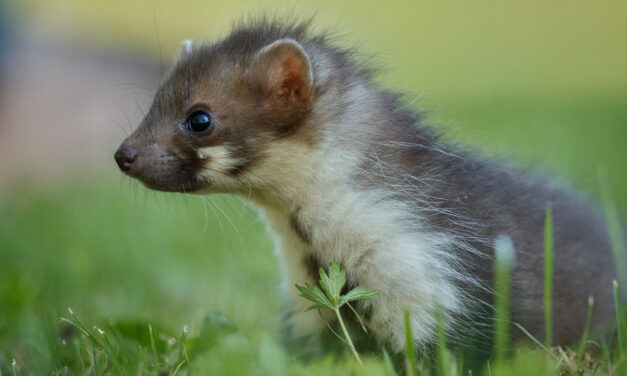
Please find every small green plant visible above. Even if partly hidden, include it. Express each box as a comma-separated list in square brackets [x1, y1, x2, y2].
[295, 262, 381, 364]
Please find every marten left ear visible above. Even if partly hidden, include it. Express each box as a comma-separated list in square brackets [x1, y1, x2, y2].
[175, 40, 194, 62]
[251, 39, 314, 111]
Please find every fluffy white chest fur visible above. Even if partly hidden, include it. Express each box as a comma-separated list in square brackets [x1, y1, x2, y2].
[248, 142, 464, 351]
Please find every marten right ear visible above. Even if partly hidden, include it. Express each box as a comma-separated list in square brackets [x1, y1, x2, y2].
[250, 39, 314, 114]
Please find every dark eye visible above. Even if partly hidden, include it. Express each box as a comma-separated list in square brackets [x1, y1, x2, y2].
[186, 111, 213, 133]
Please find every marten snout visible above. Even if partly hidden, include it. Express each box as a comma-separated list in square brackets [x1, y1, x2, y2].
[114, 146, 137, 172]
[113, 139, 209, 192]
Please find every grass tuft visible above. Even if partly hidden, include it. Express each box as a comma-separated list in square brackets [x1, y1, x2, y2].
[61, 308, 127, 375]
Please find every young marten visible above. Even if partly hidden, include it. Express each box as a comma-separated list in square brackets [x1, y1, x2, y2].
[114, 19, 619, 354]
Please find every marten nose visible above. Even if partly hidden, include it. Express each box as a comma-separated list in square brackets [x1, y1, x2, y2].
[114, 147, 138, 171]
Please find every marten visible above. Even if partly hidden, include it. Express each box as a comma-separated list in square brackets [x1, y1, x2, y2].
[114, 19, 620, 356]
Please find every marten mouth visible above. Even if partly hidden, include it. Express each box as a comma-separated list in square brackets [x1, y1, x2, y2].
[138, 177, 209, 193]
[124, 160, 210, 193]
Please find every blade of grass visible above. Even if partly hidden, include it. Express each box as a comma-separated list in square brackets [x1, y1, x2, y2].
[148, 323, 160, 368]
[177, 325, 190, 366]
[436, 309, 450, 376]
[11, 359, 17, 376]
[493, 235, 515, 363]
[382, 348, 397, 376]
[404, 309, 418, 376]
[604, 338, 612, 375]
[513, 323, 547, 351]
[598, 167, 627, 289]
[614, 281, 624, 355]
[137, 345, 145, 375]
[94, 327, 116, 357]
[94, 326, 125, 374]
[172, 360, 186, 376]
[62, 309, 96, 342]
[576, 296, 594, 367]
[418, 344, 431, 375]
[544, 202, 554, 349]
[455, 347, 464, 376]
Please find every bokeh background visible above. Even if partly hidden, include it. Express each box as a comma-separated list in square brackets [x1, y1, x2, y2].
[0, 0, 625, 373]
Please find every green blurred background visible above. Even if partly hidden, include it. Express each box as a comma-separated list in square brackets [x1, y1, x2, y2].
[0, 0, 625, 373]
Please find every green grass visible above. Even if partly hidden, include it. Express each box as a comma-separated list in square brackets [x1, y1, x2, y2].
[0, 179, 280, 374]
[0, 173, 625, 375]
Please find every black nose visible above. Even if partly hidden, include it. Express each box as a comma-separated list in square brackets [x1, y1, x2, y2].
[114, 147, 138, 171]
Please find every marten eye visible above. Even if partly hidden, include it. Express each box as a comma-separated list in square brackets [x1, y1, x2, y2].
[186, 111, 213, 133]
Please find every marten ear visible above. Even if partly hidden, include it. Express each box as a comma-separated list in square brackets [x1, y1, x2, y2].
[175, 40, 194, 62]
[251, 39, 314, 111]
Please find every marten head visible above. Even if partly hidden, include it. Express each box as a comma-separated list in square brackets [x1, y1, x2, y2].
[114, 24, 319, 194]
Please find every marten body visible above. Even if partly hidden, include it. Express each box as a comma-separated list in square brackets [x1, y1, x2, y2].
[115, 20, 618, 353]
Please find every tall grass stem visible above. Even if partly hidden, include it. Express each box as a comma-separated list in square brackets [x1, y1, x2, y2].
[148, 323, 160, 367]
[494, 235, 514, 363]
[436, 309, 450, 376]
[598, 167, 627, 289]
[614, 281, 623, 355]
[576, 296, 594, 367]
[404, 309, 418, 376]
[544, 203, 554, 349]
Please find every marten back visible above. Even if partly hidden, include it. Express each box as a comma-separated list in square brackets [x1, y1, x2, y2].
[114, 19, 621, 352]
